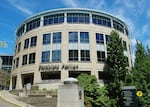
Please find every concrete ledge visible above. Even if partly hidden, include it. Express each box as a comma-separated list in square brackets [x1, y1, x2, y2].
[0, 91, 35, 107]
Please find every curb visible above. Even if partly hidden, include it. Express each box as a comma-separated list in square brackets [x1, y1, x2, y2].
[0, 91, 33, 107]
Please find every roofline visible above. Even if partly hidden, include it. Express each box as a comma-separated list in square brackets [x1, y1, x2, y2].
[16, 8, 128, 32]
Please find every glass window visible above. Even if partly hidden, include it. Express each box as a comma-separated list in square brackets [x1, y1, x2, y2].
[1, 56, 13, 65]
[69, 50, 78, 61]
[80, 32, 89, 43]
[16, 57, 19, 67]
[69, 32, 78, 43]
[29, 53, 36, 64]
[81, 50, 90, 61]
[43, 33, 51, 45]
[44, 14, 64, 25]
[113, 20, 124, 33]
[41, 51, 50, 63]
[96, 33, 104, 44]
[18, 42, 21, 52]
[22, 55, 28, 65]
[30, 36, 37, 47]
[53, 32, 61, 44]
[97, 51, 105, 62]
[17, 25, 25, 38]
[123, 41, 127, 50]
[24, 38, 29, 49]
[26, 18, 40, 32]
[67, 13, 90, 23]
[105, 35, 110, 43]
[52, 50, 61, 62]
[92, 15, 111, 27]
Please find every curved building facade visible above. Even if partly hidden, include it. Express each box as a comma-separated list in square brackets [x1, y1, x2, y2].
[10, 8, 131, 90]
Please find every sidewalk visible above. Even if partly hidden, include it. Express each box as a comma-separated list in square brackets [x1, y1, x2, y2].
[0, 90, 35, 107]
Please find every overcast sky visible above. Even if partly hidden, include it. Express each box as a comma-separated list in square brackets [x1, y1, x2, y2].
[0, 0, 150, 61]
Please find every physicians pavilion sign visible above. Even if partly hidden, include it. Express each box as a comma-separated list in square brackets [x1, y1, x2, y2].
[39, 64, 78, 72]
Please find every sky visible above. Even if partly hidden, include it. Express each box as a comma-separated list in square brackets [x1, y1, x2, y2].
[0, 0, 150, 60]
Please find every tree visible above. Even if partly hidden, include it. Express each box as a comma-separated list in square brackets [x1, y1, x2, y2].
[106, 30, 128, 107]
[132, 41, 150, 107]
[77, 74, 111, 107]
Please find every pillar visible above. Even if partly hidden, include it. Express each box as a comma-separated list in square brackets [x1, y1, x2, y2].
[16, 74, 22, 90]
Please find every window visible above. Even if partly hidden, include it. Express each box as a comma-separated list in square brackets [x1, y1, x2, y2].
[113, 20, 124, 33]
[80, 32, 89, 43]
[123, 41, 127, 51]
[44, 14, 64, 25]
[67, 13, 90, 23]
[105, 35, 110, 43]
[98, 71, 112, 83]
[52, 50, 61, 62]
[125, 28, 129, 36]
[125, 56, 129, 66]
[29, 53, 36, 64]
[24, 38, 29, 49]
[69, 50, 78, 61]
[43, 33, 51, 45]
[17, 25, 24, 38]
[69, 32, 78, 43]
[16, 57, 19, 67]
[30, 36, 37, 47]
[92, 15, 111, 27]
[26, 18, 40, 32]
[81, 50, 90, 61]
[96, 33, 104, 44]
[97, 51, 105, 62]
[22, 55, 28, 65]
[1, 56, 13, 65]
[18, 42, 21, 52]
[41, 51, 50, 63]
[53, 32, 61, 44]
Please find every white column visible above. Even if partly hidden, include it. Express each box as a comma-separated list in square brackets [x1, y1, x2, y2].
[34, 72, 41, 84]
[111, 18, 113, 28]
[61, 69, 69, 82]
[90, 13, 92, 24]
[40, 16, 44, 27]
[9, 75, 12, 90]
[64, 12, 67, 23]
[16, 74, 22, 90]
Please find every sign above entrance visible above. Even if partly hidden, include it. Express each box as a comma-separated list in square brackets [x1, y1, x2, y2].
[39, 64, 78, 72]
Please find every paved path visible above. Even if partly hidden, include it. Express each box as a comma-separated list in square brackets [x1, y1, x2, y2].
[0, 96, 18, 107]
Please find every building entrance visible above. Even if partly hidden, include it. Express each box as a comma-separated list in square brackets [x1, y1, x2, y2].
[21, 73, 34, 87]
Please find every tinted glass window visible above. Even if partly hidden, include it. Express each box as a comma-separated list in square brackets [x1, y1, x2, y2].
[52, 50, 61, 62]
[53, 32, 61, 44]
[44, 14, 64, 25]
[26, 18, 40, 32]
[22, 55, 28, 65]
[69, 32, 78, 43]
[24, 38, 29, 49]
[69, 50, 78, 61]
[97, 51, 105, 62]
[30, 36, 37, 47]
[96, 33, 104, 44]
[81, 50, 90, 61]
[29, 53, 36, 64]
[80, 32, 89, 43]
[67, 13, 90, 23]
[43, 33, 51, 45]
[41, 51, 50, 63]
[92, 15, 111, 27]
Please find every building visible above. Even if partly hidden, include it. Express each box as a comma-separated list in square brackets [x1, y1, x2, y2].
[0, 55, 13, 71]
[10, 8, 131, 90]
[0, 55, 13, 89]
[0, 69, 10, 90]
